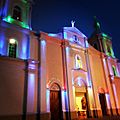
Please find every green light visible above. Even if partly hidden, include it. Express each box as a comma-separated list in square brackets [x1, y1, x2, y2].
[106, 47, 115, 58]
[3, 16, 30, 29]
[22, 0, 27, 4]
[102, 33, 108, 37]
[3, 16, 13, 23]
[112, 66, 118, 76]
[97, 22, 100, 28]
[7, 16, 11, 22]
[21, 22, 29, 29]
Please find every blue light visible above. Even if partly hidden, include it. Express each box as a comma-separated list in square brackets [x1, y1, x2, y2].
[20, 38, 28, 59]
[41, 40, 46, 57]
[41, 40, 46, 46]
[62, 90, 69, 111]
[48, 33, 57, 37]
[0, 0, 9, 18]
[63, 32, 67, 39]
[78, 78, 82, 86]
[0, 38, 4, 53]
[0, 33, 6, 55]
[105, 94, 110, 109]
[29, 73, 35, 84]
[85, 39, 89, 48]
[29, 64, 36, 69]
[46, 89, 50, 112]
[69, 38, 74, 42]
[22, 46, 27, 59]
[64, 91, 69, 111]
[0, 9, 2, 17]
[31, 60, 36, 64]
[66, 47, 69, 55]
[27, 73, 35, 111]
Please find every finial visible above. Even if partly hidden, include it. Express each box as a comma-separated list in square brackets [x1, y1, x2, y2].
[71, 20, 75, 27]
[94, 16, 101, 32]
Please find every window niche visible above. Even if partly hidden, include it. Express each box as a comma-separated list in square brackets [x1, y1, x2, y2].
[107, 45, 111, 53]
[8, 39, 17, 58]
[112, 65, 118, 76]
[93, 42, 98, 50]
[12, 5, 22, 21]
[75, 54, 82, 69]
[105, 41, 115, 58]
[73, 35, 79, 43]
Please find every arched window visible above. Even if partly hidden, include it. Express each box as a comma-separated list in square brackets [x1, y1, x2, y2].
[93, 42, 98, 50]
[112, 65, 117, 76]
[107, 44, 111, 55]
[12, 5, 22, 21]
[75, 55, 82, 69]
[8, 39, 17, 58]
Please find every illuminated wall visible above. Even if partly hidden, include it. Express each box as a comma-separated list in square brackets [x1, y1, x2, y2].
[0, 0, 36, 61]
[0, 0, 9, 18]
[40, 39, 47, 112]
[0, 58, 25, 115]
[88, 46, 107, 112]
[0, 25, 30, 59]
[1, 0, 32, 29]
[63, 26, 90, 116]
[1, 3, 120, 118]
[102, 35, 115, 58]
[27, 72, 37, 113]
[29, 32, 38, 60]
[0, 32, 6, 55]
[63, 27, 86, 48]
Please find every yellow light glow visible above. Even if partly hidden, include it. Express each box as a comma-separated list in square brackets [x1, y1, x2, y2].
[76, 97, 82, 111]
[75, 93, 86, 111]
[9, 39, 16, 44]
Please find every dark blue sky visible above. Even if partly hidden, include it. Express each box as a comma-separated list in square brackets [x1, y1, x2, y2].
[31, 0, 120, 59]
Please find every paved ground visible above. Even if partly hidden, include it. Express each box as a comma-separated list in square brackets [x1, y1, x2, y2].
[77, 116, 120, 120]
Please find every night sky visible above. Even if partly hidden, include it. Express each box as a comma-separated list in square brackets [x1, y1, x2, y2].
[31, 0, 120, 60]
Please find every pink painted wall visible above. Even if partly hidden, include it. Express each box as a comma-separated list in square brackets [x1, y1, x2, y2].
[0, 57, 25, 115]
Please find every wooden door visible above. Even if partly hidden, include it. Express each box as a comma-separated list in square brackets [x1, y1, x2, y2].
[50, 90, 62, 120]
[99, 93, 107, 116]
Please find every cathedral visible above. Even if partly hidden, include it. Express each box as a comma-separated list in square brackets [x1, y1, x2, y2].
[0, 0, 120, 120]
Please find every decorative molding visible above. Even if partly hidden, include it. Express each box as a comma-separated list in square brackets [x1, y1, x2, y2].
[50, 83, 60, 91]
[47, 77, 62, 90]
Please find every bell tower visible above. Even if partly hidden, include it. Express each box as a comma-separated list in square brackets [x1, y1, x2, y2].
[0, 0, 32, 29]
[88, 17, 115, 58]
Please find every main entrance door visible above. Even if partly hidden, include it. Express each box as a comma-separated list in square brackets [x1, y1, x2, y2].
[99, 93, 107, 116]
[75, 92, 87, 118]
[50, 84, 62, 120]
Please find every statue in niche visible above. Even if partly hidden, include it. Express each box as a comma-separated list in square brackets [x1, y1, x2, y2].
[81, 96, 86, 110]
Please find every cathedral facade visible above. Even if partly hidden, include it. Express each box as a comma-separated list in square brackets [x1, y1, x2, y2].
[0, 0, 120, 120]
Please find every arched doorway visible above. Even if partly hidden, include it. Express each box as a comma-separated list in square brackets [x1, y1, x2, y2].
[98, 88, 107, 116]
[74, 77, 87, 119]
[50, 83, 62, 120]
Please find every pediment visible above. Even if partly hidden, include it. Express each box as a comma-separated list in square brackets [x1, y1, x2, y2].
[63, 27, 86, 38]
